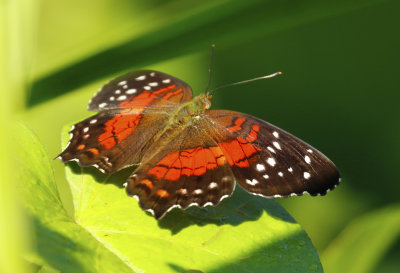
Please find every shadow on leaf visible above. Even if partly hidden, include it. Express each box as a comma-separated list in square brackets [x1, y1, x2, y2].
[67, 161, 136, 188]
[30, 216, 90, 273]
[167, 230, 322, 273]
[158, 186, 295, 234]
[66, 161, 295, 235]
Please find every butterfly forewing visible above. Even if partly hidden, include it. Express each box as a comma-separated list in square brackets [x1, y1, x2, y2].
[88, 70, 193, 111]
[58, 110, 172, 173]
[206, 110, 340, 197]
[125, 122, 236, 219]
[59, 70, 194, 173]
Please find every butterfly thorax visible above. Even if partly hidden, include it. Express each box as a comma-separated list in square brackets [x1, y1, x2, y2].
[170, 94, 211, 127]
[143, 94, 212, 160]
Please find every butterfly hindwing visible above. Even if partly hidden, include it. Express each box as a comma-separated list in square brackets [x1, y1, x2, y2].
[87, 70, 193, 111]
[125, 122, 236, 219]
[206, 110, 340, 197]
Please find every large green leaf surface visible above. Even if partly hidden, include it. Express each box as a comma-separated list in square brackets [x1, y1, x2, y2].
[15, 122, 136, 273]
[60, 124, 322, 272]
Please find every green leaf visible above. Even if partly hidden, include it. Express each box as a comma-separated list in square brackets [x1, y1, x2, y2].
[321, 205, 400, 273]
[14, 122, 137, 273]
[61, 124, 323, 272]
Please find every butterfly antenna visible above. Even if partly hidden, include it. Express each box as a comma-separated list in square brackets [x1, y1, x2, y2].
[204, 44, 215, 94]
[208, 71, 282, 96]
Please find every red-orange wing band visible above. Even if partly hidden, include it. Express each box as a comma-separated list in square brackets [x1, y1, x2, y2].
[58, 110, 170, 173]
[87, 70, 193, 111]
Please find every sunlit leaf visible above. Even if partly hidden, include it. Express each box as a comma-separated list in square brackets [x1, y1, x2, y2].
[14, 122, 137, 273]
[61, 124, 323, 272]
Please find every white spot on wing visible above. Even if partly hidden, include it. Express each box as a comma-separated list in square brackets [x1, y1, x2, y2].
[267, 157, 276, 167]
[131, 195, 139, 201]
[246, 179, 258, 186]
[162, 79, 171, 83]
[145, 208, 155, 215]
[149, 82, 158, 87]
[122, 85, 128, 89]
[305, 155, 311, 164]
[188, 202, 199, 208]
[256, 164, 265, 172]
[288, 167, 293, 172]
[71, 158, 80, 164]
[118, 81, 127, 86]
[220, 194, 230, 201]
[273, 141, 281, 150]
[136, 75, 146, 81]
[126, 89, 136, 94]
[144, 86, 151, 90]
[99, 102, 107, 108]
[267, 146, 276, 153]
[83, 127, 89, 133]
[115, 90, 121, 94]
[150, 72, 155, 77]
[117, 95, 127, 101]
[208, 182, 218, 189]
[90, 119, 97, 124]
[193, 189, 203, 195]
[263, 174, 269, 179]
[273, 131, 279, 138]
[307, 149, 313, 153]
[303, 172, 311, 179]
[109, 96, 115, 101]
[278, 172, 283, 177]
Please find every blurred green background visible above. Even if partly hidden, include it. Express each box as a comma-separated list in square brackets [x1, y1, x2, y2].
[2, 0, 399, 272]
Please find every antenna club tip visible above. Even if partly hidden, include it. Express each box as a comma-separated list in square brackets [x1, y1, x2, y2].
[277, 71, 282, 75]
[211, 44, 215, 48]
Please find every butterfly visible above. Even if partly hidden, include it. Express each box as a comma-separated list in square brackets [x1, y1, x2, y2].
[58, 69, 340, 219]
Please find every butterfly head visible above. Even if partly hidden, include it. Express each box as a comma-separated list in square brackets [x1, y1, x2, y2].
[192, 93, 212, 111]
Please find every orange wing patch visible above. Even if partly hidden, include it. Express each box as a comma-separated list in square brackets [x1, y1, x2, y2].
[87, 148, 100, 156]
[77, 144, 86, 150]
[147, 146, 227, 181]
[146, 124, 261, 181]
[140, 179, 154, 190]
[156, 189, 170, 198]
[227, 118, 245, 133]
[220, 123, 261, 167]
[97, 85, 181, 150]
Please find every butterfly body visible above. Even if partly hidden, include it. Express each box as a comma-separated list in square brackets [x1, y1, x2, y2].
[161, 93, 211, 131]
[59, 70, 340, 219]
